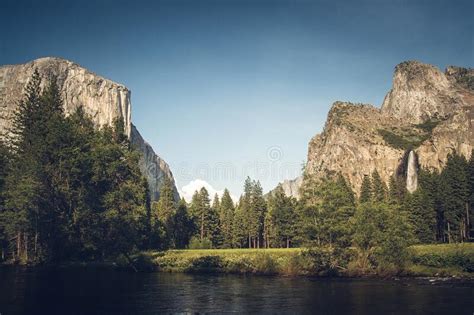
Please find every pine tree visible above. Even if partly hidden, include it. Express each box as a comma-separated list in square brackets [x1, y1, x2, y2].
[441, 153, 469, 242]
[232, 196, 247, 248]
[405, 189, 437, 243]
[468, 150, 474, 240]
[0, 140, 10, 261]
[208, 194, 222, 247]
[189, 187, 213, 243]
[251, 180, 266, 248]
[219, 189, 235, 248]
[266, 184, 295, 248]
[388, 175, 407, 204]
[298, 175, 356, 247]
[173, 198, 195, 248]
[5, 70, 46, 262]
[371, 170, 387, 202]
[359, 175, 372, 203]
[153, 177, 177, 248]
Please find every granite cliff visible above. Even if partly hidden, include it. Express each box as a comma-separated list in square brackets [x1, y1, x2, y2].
[0, 57, 178, 201]
[281, 61, 473, 197]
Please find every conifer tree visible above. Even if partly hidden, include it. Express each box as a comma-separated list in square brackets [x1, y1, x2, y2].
[173, 198, 195, 248]
[208, 194, 222, 247]
[359, 175, 372, 203]
[298, 175, 356, 247]
[405, 189, 437, 243]
[232, 196, 247, 248]
[189, 187, 213, 242]
[371, 170, 387, 202]
[219, 189, 235, 248]
[388, 175, 407, 204]
[251, 180, 266, 248]
[266, 184, 295, 248]
[468, 150, 474, 240]
[153, 177, 177, 248]
[441, 153, 469, 242]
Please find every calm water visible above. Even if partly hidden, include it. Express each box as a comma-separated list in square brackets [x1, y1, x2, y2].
[0, 268, 473, 314]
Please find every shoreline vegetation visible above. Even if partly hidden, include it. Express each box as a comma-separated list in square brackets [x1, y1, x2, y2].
[3, 244, 472, 280]
[125, 243, 474, 278]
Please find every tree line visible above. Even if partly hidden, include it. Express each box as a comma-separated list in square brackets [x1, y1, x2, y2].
[155, 148, 473, 257]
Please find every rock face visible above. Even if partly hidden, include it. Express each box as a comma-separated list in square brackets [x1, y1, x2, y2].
[130, 125, 179, 200]
[299, 60, 473, 195]
[279, 177, 303, 199]
[0, 57, 178, 201]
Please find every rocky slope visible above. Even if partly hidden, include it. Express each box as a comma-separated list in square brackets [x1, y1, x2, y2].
[282, 61, 473, 196]
[0, 57, 178, 201]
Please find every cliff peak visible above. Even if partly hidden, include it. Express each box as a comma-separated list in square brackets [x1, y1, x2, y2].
[381, 60, 467, 124]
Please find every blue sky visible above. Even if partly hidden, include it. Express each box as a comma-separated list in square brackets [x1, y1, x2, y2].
[1, 0, 472, 198]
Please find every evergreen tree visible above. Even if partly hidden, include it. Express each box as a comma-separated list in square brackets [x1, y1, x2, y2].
[219, 189, 235, 248]
[173, 198, 195, 248]
[352, 202, 414, 270]
[251, 180, 266, 248]
[208, 194, 222, 247]
[371, 170, 387, 202]
[468, 150, 474, 240]
[232, 196, 247, 248]
[298, 175, 356, 247]
[388, 175, 407, 204]
[189, 187, 216, 244]
[153, 177, 177, 248]
[266, 184, 296, 248]
[405, 189, 437, 243]
[359, 175, 372, 203]
[0, 140, 10, 261]
[441, 153, 469, 242]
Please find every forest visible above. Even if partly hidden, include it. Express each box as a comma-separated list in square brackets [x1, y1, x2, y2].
[0, 72, 473, 273]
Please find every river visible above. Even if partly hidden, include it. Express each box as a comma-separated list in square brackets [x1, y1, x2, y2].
[1, 268, 473, 314]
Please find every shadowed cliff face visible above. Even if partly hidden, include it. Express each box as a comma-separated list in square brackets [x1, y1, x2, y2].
[282, 61, 473, 197]
[0, 57, 178, 201]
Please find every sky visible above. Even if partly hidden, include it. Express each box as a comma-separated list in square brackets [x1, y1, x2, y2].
[1, 0, 472, 200]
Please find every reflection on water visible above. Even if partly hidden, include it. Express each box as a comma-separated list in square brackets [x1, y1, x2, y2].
[0, 267, 473, 314]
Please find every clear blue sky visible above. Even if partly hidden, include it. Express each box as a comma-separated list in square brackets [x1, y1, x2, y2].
[1, 0, 472, 198]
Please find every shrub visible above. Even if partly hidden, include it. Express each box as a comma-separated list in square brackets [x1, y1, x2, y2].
[303, 247, 352, 276]
[186, 256, 222, 273]
[411, 245, 474, 272]
[252, 253, 278, 275]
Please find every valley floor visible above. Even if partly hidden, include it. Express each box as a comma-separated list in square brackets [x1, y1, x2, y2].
[134, 243, 474, 279]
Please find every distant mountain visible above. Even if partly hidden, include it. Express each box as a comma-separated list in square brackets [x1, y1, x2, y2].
[0, 57, 179, 201]
[275, 61, 473, 197]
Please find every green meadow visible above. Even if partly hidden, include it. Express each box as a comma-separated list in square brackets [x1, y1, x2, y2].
[130, 244, 474, 277]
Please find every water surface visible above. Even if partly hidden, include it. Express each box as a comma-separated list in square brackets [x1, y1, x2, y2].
[0, 268, 473, 314]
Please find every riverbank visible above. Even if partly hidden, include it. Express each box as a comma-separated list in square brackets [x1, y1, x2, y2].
[133, 244, 474, 278]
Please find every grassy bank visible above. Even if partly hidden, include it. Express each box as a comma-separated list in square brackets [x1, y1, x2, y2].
[407, 243, 474, 277]
[133, 244, 474, 277]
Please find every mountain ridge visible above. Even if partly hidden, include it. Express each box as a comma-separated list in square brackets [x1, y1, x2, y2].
[277, 60, 473, 198]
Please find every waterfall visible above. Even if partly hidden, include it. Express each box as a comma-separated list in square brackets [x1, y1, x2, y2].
[406, 150, 418, 193]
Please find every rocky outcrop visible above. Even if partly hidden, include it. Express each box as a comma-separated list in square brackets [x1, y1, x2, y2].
[302, 61, 473, 195]
[279, 176, 303, 199]
[130, 124, 179, 200]
[0, 57, 178, 201]
[381, 61, 468, 124]
[305, 102, 404, 194]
